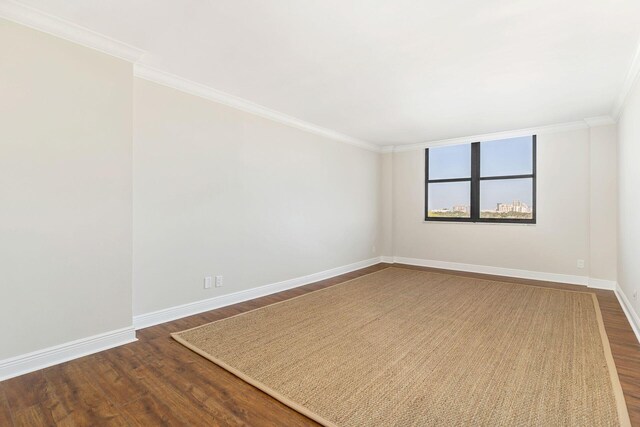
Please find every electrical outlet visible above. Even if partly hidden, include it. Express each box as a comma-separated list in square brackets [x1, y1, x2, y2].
[576, 259, 585, 269]
[371, 245, 376, 253]
[204, 276, 212, 289]
[215, 275, 223, 287]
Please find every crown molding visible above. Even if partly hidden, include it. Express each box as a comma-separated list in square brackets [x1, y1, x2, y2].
[583, 116, 616, 127]
[380, 146, 395, 153]
[0, 0, 144, 62]
[134, 64, 382, 152]
[390, 120, 589, 153]
[611, 37, 640, 120]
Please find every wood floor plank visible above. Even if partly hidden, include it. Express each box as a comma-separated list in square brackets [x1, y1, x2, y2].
[12, 405, 51, 427]
[41, 361, 129, 426]
[0, 385, 15, 427]
[120, 394, 188, 426]
[2, 371, 51, 414]
[74, 352, 147, 408]
[1, 262, 639, 426]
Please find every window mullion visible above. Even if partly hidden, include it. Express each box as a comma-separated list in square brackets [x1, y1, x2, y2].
[470, 143, 480, 221]
[424, 149, 429, 220]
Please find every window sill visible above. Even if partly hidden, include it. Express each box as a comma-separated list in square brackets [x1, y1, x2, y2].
[423, 220, 536, 226]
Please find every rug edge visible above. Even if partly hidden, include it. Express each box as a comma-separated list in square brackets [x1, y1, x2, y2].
[590, 294, 632, 427]
[170, 332, 338, 427]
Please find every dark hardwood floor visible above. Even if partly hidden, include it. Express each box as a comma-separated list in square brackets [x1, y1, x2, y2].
[1, 263, 639, 426]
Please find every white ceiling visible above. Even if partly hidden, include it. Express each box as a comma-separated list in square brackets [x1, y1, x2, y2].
[8, 0, 640, 146]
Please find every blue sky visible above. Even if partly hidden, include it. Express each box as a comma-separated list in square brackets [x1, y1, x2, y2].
[428, 136, 533, 211]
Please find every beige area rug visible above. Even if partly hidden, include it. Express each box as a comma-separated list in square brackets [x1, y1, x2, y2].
[172, 267, 631, 426]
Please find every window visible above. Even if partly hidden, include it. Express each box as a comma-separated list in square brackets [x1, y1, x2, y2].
[425, 135, 536, 223]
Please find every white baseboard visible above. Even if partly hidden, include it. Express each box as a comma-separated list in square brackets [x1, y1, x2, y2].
[389, 257, 616, 290]
[615, 283, 640, 344]
[391, 256, 594, 286]
[133, 257, 383, 330]
[380, 255, 395, 263]
[588, 278, 618, 291]
[0, 326, 137, 381]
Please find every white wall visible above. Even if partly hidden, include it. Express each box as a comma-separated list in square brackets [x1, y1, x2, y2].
[618, 78, 640, 318]
[380, 153, 394, 257]
[132, 78, 381, 316]
[589, 125, 618, 281]
[390, 126, 618, 282]
[0, 19, 133, 360]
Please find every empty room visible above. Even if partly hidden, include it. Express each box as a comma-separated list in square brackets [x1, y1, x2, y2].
[2, 0, 640, 425]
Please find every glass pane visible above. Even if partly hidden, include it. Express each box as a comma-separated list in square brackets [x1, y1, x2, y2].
[427, 181, 471, 218]
[480, 178, 533, 220]
[428, 144, 471, 180]
[480, 136, 533, 177]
